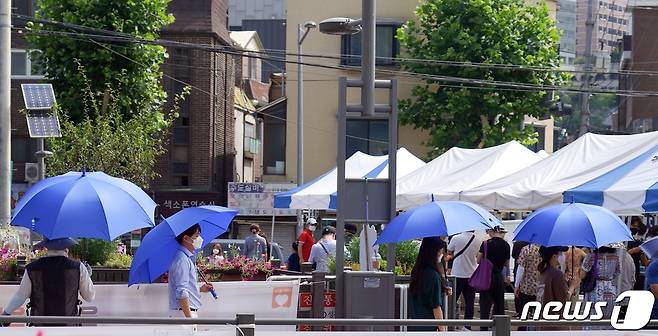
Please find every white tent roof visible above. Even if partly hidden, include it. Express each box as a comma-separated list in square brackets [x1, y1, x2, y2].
[274, 148, 424, 210]
[396, 141, 542, 209]
[365, 148, 425, 179]
[459, 131, 658, 211]
[536, 150, 550, 158]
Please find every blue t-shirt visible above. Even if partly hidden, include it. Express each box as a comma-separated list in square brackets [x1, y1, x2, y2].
[644, 259, 658, 318]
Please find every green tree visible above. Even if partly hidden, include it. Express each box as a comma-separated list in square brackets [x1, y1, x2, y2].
[46, 62, 189, 188]
[558, 92, 616, 137]
[397, 0, 567, 156]
[27, 0, 174, 122]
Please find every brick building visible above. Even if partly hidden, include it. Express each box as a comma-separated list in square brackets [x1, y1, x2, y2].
[9, 1, 42, 185]
[615, 1, 658, 133]
[152, 0, 238, 212]
[8, 0, 239, 214]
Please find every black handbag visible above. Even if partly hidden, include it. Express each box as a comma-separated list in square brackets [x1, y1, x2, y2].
[580, 252, 598, 293]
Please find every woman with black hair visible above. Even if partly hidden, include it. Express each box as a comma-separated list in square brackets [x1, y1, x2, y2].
[408, 237, 447, 331]
[537, 246, 569, 331]
[538, 246, 568, 305]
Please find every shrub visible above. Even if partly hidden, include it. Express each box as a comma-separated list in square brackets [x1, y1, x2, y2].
[69, 239, 117, 266]
[103, 252, 133, 268]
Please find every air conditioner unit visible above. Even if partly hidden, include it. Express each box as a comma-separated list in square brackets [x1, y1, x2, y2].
[25, 163, 39, 183]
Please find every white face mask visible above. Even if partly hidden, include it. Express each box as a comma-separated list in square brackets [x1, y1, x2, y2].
[309, 225, 316, 232]
[212, 249, 220, 255]
[192, 236, 203, 249]
[437, 253, 444, 262]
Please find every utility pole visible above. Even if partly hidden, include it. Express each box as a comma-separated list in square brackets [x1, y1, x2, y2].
[0, 1, 11, 226]
[579, 0, 594, 137]
[361, 0, 375, 117]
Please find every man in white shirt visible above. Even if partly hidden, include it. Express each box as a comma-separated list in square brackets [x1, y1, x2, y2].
[309, 226, 337, 273]
[1, 238, 95, 325]
[445, 231, 480, 324]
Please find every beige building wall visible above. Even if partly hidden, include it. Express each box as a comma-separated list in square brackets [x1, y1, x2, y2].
[284, 0, 558, 183]
[284, 0, 431, 184]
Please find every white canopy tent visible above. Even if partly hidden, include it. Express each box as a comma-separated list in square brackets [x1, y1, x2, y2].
[273, 148, 424, 210]
[396, 141, 543, 210]
[459, 131, 658, 211]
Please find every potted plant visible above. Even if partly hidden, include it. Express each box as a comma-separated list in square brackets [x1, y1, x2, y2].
[0, 249, 17, 282]
[70, 239, 132, 283]
[208, 256, 273, 281]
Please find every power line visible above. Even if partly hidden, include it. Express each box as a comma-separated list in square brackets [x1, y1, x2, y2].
[90, 39, 429, 152]
[18, 27, 658, 97]
[13, 13, 658, 78]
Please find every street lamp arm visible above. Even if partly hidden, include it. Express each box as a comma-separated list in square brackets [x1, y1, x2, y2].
[319, 17, 363, 35]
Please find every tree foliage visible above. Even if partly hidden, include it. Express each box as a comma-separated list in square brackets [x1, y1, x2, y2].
[46, 62, 189, 188]
[27, 0, 174, 122]
[397, 0, 568, 157]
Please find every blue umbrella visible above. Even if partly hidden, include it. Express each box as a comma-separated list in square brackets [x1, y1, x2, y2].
[375, 201, 499, 244]
[512, 202, 632, 248]
[128, 206, 238, 286]
[641, 237, 658, 260]
[11, 171, 156, 240]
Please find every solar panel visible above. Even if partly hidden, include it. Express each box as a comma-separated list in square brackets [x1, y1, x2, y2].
[21, 83, 56, 110]
[26, 110, 62, 138]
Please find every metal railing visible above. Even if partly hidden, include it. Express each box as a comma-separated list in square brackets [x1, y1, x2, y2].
[2, 315, 658, 336]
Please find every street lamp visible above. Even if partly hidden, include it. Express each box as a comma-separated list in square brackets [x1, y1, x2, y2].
[297, 18, 362, 187]
[296, 20, 317, 187]
[318, 17, 362, 35]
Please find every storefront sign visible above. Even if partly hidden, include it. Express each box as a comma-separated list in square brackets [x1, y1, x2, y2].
[227, 183, 296, 216]
[152, 191, 221, 217]
[297, 291, 335, 331]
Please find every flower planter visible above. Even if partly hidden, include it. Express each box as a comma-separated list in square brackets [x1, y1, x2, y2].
[0, 263, 16, 281]
[218, 270, 243, 281]
[91, 267, 129, 283]
[243, 271, 268, 281]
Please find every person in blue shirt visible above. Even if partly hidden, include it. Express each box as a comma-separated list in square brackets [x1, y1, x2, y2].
[287, 242, 301, 272]
[645, 257, 658, 323]
[168, 224, 214, 318]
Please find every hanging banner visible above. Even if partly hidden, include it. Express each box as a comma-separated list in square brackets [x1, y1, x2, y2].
[228, 183, 297, 216]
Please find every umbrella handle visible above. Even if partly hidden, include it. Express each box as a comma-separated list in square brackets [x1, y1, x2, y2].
[197, 266, 218, 300]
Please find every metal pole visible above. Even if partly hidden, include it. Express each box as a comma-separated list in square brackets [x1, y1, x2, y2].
[578, 0, 594, 137]
[336, 77, 348, 319]
[297, 24, 304, 185]
[0, 0, 10, 227]
[311, 271, 325, 331]
[235, 314, 255, 336]
[36, 139, 46, 180]
[386, 79, 397, 272]
[492, 315, 511, 336]
[361, 0, 375, 117]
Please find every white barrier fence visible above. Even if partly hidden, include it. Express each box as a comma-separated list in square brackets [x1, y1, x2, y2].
[0, 281, 300, 331]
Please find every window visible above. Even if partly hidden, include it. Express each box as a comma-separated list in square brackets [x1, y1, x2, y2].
[341, 24, 400, 66]
[247, 57, 258, 80]
[172, 145, 189, 175]
[346, 119, 388, 158]
[174, 176, 189, 186]
[11, 0, 37, 16]
[11, 137, 37, 163]
[11, 50, 44, 78]
[244, 121, 258, 154]
[263, 105, 286, 175]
